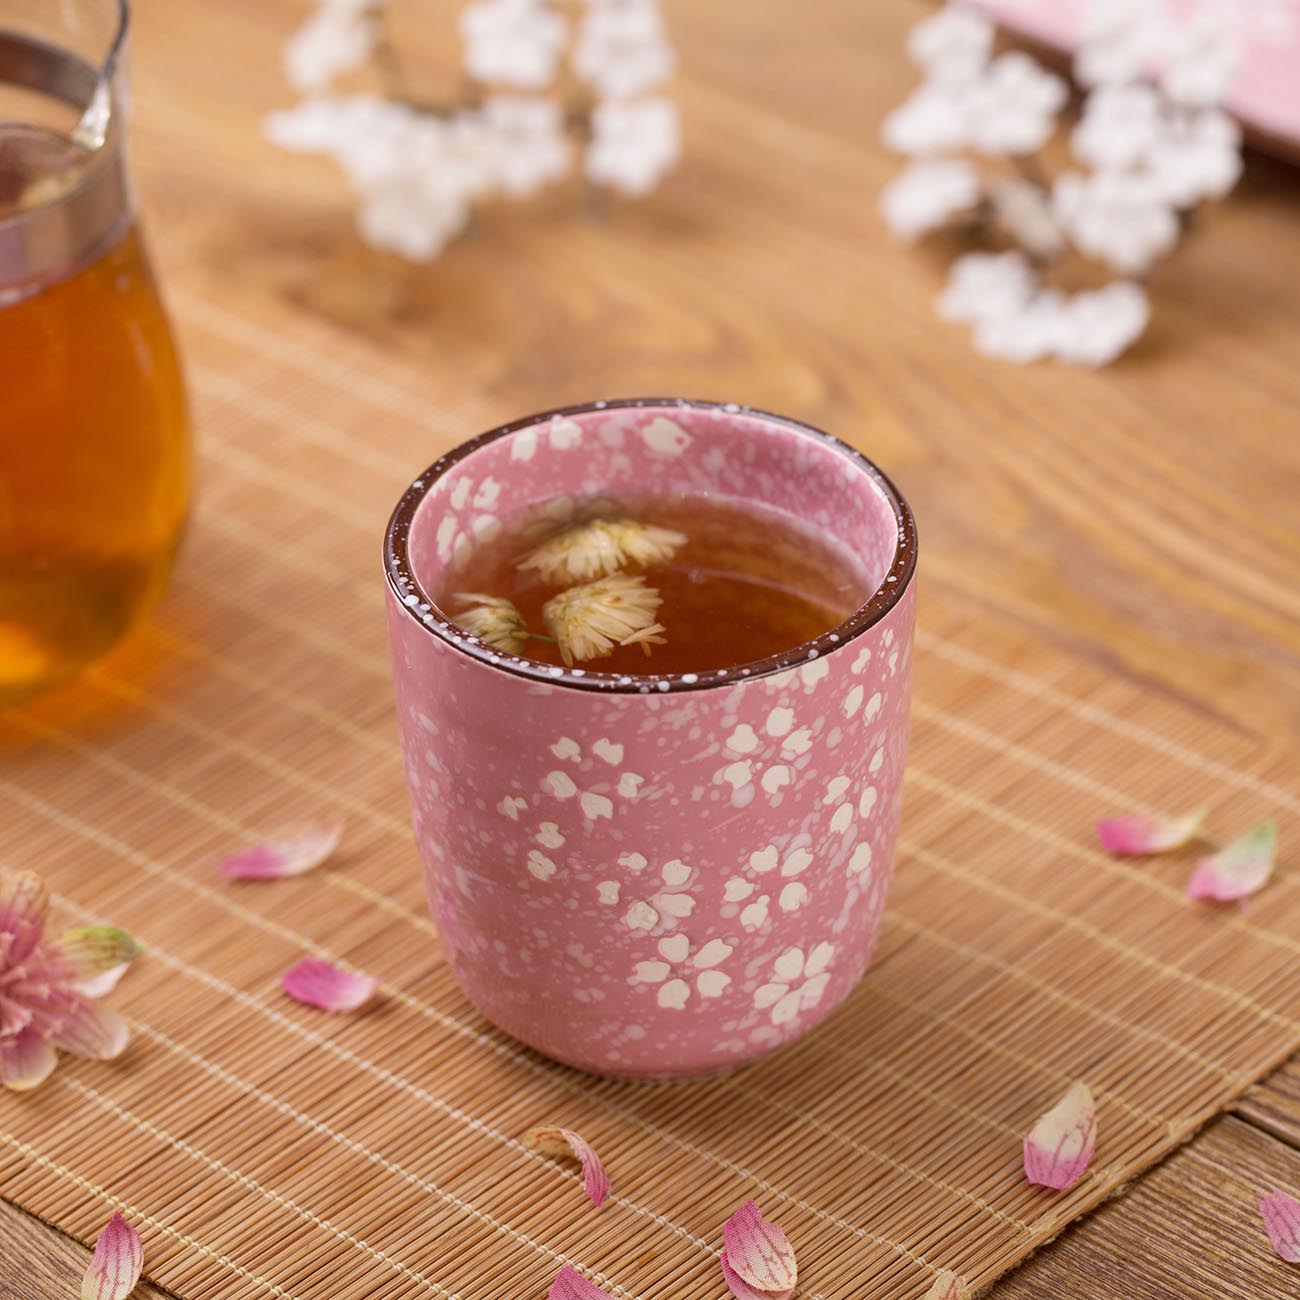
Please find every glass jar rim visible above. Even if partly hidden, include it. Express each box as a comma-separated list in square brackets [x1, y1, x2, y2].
[0, 0, 132, 301]
[383, 398, 918, 695]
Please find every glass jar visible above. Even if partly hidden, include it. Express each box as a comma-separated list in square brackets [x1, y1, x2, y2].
[0, 0, 190, 711]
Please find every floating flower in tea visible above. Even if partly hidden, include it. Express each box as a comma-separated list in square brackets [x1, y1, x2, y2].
[438, 493, 867, 674]
[542, 573, 667, 666]
[454, 592, 531, 654]
[519, 516, 685, 585]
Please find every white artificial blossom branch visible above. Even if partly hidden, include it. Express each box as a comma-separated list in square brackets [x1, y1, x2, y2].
[265, 0, 680, 263]
[878, 0, 1280, 366]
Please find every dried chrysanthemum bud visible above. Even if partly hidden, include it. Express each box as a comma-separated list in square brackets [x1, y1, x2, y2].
[519, 517, 685, 586]
[542, 573, 666, 666]
[453, 593, 530, 654]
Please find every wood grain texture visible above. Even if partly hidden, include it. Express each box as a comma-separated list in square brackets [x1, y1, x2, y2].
[1237, 1062, 1300, 1149]
[1, 1197, 169, 1300]
[992, 1118, 1300, 1300]
[3, 0, 1299, 1297]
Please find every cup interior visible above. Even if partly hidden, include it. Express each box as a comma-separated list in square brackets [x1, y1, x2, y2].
[387, 399, 915, 690]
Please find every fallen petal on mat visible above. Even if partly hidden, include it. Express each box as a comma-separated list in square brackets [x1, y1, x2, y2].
[523, 1126, 610, 1207]
[58, 925, 143, 998]
[547, 1266, 617, 1299]
[1023, 1081, 1097, 1191]
[922, 1271, 971, 1300]
[1258, 1189, 1300, 1263]
[0, 866, 47, 957]
[721, 1199, 798, 1293]
[82, 1211, 143, 1300]
[721, 1251, 792, 1300]
[281, 957, 376, 1012]
[1096, 808, 1207, 856]
[1187, 822, 1278, 903]
[53, 1001, 129, 1060]
[220, 814, 345, 880]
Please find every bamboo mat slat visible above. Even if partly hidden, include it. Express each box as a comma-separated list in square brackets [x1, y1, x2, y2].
[1, 283, 1298, 1300]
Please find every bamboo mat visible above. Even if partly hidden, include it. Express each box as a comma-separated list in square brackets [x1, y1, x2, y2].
[2, 286, 1299, 1300]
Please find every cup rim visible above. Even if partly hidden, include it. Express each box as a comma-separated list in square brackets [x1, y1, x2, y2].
[383, 397, 917, 694]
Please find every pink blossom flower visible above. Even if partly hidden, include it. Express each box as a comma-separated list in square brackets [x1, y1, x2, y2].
[0, 870, 137, 1091]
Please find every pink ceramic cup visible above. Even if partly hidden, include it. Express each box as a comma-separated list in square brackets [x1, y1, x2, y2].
[384, 400, 917, 1080]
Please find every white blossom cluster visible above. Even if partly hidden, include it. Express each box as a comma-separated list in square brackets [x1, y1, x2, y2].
[266, 0, 680, 262]
[879, 0, 1288, 366]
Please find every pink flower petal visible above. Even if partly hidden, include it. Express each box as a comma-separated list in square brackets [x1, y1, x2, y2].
[220, 815, 344, 881]
[0, 868, 49, 964]
[721, 1251, 792, 1300]
[1259, 1189, 1300, 1263]
[1097, 808, 1207, 856]
[58, 926, 143, 998]
[722, 1200, 797, 1293]
[82, 1211, 143, 1300]
[547, 1266, 617, 1299]
[1024, 1081, 1097, 1191]
[1187, 822, 1278, 902]
[52, 1002, 129, 1061]
[922, 1270, 971, 1300]
[524, 1126, 611, 1208]
[281, 957, 376, 1012]
[0, 1027, 58, 1092]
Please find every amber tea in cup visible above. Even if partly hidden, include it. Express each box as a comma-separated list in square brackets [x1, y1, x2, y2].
[436, 493, 871, 675]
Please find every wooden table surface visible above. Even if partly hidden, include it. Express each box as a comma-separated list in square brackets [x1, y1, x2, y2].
[7, 0, 1300, 1295]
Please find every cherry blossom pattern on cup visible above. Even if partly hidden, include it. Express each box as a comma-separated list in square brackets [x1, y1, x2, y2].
[716, 702, 817, 809]
[722, 841, 817, 934]
[753, 943, 837, 1027]
[630, 932, 734, 1010]
[614, 856, 696, 934]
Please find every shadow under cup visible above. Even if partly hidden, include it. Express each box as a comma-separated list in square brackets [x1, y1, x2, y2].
[384, 400, 917, 1080]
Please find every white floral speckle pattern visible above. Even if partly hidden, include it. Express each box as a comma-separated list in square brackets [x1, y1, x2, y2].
[579, 791, 614, 820]
[622, 859, 696, 933]
[849, 842, 873, 875]
[527, 849, 558, 881]
[754, 943, 837, 1025]
[631, 932, 733, 1009]
[544, 770, 577, 798]
[640, 415, 692, 456]
[388, 402, 914, 1079]
[536, 822, 565, 848]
